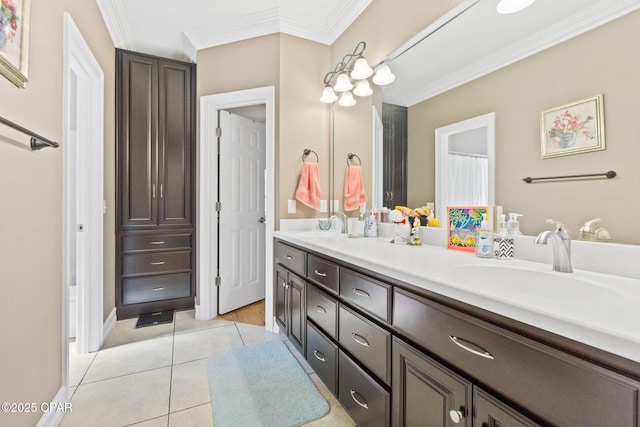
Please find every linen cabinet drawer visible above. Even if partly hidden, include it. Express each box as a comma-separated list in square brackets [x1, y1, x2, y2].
[122, 273, 191, 305]
[275, 241, 306, 276]
[393, 288, 640, 427]
[122, 251, 191, 275]
[339, 305, 391, 385]
[340, 268, 391, 323]
[122, 232, 191, 252]
[307, 254, 339, 293]
[306, 321, 338, 395]
[307, 284, 338, 339]
[338, 350, 390, 427]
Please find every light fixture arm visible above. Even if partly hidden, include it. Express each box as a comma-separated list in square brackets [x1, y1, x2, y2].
[322, 41, 367, 87]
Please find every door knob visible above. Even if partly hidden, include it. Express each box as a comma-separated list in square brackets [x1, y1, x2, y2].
[258, 216, 266, 223]
[449, 409, 465, 424]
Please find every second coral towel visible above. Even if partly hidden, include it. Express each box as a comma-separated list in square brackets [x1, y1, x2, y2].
[344, 165, 366, 211]
[295, 162, 322, 210]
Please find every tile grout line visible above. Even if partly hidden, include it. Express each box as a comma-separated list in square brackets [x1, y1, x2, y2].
[166, 313, 177, 426]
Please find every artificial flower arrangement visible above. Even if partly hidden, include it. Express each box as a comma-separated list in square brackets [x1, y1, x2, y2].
[394, 205, 441, 227]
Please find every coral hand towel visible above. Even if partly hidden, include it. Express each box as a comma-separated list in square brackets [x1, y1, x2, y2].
[344, 165, 367, 211]
[295, 162, 322, 210]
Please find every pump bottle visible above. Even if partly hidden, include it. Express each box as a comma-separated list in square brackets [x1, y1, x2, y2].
[476, 213, 493, 258]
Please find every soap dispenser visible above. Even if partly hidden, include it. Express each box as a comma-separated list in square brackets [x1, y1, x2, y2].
[494, 214, 513, 259]
[507, 213, 523, 235]
[476, 213, 493, 258]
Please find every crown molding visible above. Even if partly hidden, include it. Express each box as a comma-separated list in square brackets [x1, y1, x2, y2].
[325, 0, 373, 44]
[401, 0, 640, 107]
[95, 0, 135, 50]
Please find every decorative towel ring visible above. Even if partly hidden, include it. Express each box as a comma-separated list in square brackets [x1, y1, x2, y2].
[347, 153, 361, 166]
[302, 149, 319, 162]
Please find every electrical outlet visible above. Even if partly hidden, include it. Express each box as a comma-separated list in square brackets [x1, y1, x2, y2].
[320, 200, 327, 213]
[288, 199, 296, 214]
[360, 203, 366, 214]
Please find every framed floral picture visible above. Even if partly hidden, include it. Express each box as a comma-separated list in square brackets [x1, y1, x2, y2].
[540, 94, 605, 159]
[447, 206, 488, 252]
[0, 0, 31, 88]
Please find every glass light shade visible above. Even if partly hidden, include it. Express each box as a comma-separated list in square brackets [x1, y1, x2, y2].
[353, 79, 373, 97]
[334, 73, 353, 92]
[320, 86, 338, 103]
[350, 57, 373, 80]
[496, 0, 536, 14]
[372, 64, 395, 86]
[338, 91, 356, 107]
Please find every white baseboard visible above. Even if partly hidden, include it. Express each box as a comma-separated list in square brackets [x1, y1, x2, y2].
[35, 386, 69, 427]
[103, 307, 117, 343]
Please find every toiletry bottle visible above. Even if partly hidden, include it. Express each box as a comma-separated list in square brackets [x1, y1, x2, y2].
[363, 210, 370, 238]
[507, 213, 523, 235]
[367, 208, 378, 237]
[476, 213, 493, 258]
[494, 214, 514, 259]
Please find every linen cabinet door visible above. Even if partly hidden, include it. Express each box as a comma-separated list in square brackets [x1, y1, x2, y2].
[274, 265, 288, 332]
[288, 273, 306, 356]
[393, 337, 472, 427]
[118, 51, 158, 229]
[157, 60, 194, 227]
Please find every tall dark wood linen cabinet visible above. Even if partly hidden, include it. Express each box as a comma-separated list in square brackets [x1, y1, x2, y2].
[115, 49, 196, 319]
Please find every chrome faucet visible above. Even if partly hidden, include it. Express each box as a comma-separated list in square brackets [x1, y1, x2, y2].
[534, 220, 572, 273]
[328, 212, 348, 234]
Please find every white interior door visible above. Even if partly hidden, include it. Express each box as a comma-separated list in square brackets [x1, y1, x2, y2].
[218, 110, 266, 314]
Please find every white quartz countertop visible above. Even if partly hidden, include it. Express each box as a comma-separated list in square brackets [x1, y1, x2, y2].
[274, 230, 640, 364]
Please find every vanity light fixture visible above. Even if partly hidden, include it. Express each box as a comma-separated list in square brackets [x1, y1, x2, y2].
[320, 41, 394, 107]
[496, 0, 536, 14]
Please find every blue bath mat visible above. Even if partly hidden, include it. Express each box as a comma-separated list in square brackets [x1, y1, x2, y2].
[206, 339, 330, 427]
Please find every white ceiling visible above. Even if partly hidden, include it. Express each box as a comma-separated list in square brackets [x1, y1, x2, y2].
[381, 0, 640, 106]
[96, 0, 372, 61]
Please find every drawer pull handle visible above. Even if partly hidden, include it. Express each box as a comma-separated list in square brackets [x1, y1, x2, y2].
[314, 305, 327, 314]
[449, 336, 494, 360]
[313, 350, 326, 362]
[350, 390, 369, 409]
[352, 288, 370, 298]
[150, 261, 166, 265]
[449, 409, 466, 424]
[313, 269, 327, 277]
[152, 287, 165, 291]
[351, 332, 370, 347]
[150, 241, 166, 245]
[285, 255, 293, 260]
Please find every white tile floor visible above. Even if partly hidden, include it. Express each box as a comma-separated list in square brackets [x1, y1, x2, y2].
[62, 310, 355, 427]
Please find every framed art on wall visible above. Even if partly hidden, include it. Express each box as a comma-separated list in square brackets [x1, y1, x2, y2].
[447, 206, 488, 252]
[540, 94, 605, 159]
[0, 0, 31, 88]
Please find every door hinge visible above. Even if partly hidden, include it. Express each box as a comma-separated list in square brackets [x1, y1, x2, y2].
[216, 127, 222, 138]
[215, 202, 222, 212]
[215, 276, 221, 287]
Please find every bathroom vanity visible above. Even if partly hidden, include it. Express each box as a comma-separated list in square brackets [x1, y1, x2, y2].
[273, 232, 640, 427]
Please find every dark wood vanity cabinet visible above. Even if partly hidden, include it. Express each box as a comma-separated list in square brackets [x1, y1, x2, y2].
[116, 49, 196, 319]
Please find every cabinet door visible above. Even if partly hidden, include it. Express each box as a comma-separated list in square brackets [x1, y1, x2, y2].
[118, 52, 158, 228]
[157, 60, 193, 226]
[274, 266, 288, 331]
[288, 273, 306, 355]
[474, 388, 541, 427]
[393, 337, 472, 427]
[382, 103, 407, 208]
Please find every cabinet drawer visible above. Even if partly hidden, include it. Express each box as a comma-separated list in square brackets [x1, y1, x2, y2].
[393, 288, 640, 427]
[307, 254, 339, 293]
[307, 285, 338, 339]
[122, 251, 191, 275]
[122, 232, 191, 252]
[339, 305, 391, 385]
[275, 241, 306, 276]
[338, 350, 390, 427]
[340, 268, 391, 323]
[122, 273, 191, 305]
[306, 321, 338, 395]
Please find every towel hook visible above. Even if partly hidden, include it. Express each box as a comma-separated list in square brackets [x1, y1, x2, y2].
[347, 153, 361, 166]
[302, 149, 319, 163]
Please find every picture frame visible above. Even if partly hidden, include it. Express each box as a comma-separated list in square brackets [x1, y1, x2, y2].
[0, 0, 31, 88]
[447, 206, 488, 252]
[540, 94, 605, 159]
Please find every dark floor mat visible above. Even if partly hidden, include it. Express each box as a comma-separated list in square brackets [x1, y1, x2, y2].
[136, 311, 174, 328]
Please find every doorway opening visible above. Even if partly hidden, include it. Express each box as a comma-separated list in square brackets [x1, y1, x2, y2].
[198, 87, 275, 332]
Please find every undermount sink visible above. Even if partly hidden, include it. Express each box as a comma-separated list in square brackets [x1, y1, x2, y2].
[452, 265, 621, 302]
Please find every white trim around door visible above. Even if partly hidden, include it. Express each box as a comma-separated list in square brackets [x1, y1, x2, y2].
[198, 86, 275, 332]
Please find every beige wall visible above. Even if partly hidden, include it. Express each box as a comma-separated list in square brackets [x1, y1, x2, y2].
[408, 10, 640, 243]
[0, 1, 114, 426]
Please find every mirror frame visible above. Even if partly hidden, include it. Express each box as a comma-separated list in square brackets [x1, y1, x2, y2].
[435, 112, 495, 221]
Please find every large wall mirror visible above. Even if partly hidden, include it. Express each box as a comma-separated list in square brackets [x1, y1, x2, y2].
[333, 0, 640, 244]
